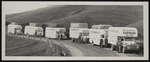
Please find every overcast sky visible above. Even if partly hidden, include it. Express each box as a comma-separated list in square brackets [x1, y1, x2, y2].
[2, 2, 53, 14]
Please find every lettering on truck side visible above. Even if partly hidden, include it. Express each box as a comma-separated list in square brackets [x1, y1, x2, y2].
[123, 30, 136, 37]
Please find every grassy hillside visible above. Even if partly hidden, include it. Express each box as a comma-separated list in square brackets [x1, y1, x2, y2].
[6, 5, 87, 24]
[49, 5, 143, 28]
[6, 5, 143, 33]
[6, 35, 49, 56]
[126, 21, 143, 34]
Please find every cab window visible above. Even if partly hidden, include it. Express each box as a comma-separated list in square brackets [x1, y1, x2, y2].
[125, 37, 134, 41]
[82, 33, 89, 36]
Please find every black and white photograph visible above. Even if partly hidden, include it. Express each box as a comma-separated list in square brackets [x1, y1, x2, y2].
[2, 1, 149, 60]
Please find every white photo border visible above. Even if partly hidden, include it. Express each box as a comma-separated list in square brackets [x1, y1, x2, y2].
[2, 1, 149, 60]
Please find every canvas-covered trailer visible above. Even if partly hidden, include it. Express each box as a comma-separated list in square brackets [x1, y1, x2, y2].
[45, 27, 67, 40]
[24, 26, 43, 36]
[7, 24, 22, 34]
[108, 27, 139, 53]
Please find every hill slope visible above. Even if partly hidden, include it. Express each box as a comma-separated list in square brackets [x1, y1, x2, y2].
[126, 21, 143, 34]
[6, 5, 143, 33]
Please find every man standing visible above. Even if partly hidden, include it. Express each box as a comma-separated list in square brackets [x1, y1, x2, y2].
[116, 37, 123, 53]
[104, 38, 108, 48]
[100, 35, 104, 48]
[78, 33, 83, 43]
[34, 30, 37, 37]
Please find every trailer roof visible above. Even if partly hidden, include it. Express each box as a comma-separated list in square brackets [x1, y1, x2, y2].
[109, 27, 137, 30]
[108, 27, 138, 37]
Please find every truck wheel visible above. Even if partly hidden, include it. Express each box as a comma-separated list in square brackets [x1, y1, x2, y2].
[122, 47, 126, 53]
[111, 45, 115, 51]
[80, 38, 83, 43]
[72, 38, 75, 42]
[92, 41, 95, 46]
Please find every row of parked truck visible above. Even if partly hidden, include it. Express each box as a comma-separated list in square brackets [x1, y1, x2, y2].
[7, 22, 141, 53]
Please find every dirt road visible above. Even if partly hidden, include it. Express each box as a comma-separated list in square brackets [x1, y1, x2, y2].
[51, 39, 142, 57]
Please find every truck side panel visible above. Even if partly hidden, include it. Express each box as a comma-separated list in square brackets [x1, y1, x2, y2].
[45, 28, 57, 38]
[69, 28, 79, 38]
[108, 29, 118, 45]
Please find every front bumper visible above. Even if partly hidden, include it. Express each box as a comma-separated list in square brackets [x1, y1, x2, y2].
[124, 45, 140, 51]
[82, 36, 89, 42]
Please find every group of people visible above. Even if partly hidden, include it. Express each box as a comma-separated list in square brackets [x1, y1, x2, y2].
[100, 35, 108, 48]
[100, 35, 124, 53]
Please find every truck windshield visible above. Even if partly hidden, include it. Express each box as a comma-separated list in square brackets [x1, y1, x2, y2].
[125, 37, 134, 41]
[37, 30, 43, 32]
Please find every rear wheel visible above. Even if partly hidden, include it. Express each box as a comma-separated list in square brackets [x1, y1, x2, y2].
[92, 41, 95, 46]
[111, 45, 115, 51]
[72, 38, 75, 42]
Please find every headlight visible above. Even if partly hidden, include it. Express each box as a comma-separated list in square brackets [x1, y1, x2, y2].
[127, 46, 130, 49]
[124, 43, 127, 45]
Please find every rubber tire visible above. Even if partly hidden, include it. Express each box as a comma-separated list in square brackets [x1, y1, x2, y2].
[111, 45, 115, 51]
[92, 41, 95, 46]
[80, 38, 83, 43]
[99, 42, 102, 48]
[72, 38, 75, 42]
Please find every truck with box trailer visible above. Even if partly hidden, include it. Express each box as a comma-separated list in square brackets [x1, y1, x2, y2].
[108, 27, 140, 53]
[69, 23, 89, 43]
[7, 24, 22, 34]
[45, 23, 67, 40]
[89, 24, 112, 46]
[24, 26, 43, 36]
[45, 27, 67, 40]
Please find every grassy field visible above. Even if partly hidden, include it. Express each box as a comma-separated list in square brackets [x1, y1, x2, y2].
[6, 35, 71, 56]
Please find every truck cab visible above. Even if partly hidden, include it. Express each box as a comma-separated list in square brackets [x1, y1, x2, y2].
[35, 28, 43, 36]
[79, 29, 89, 43]
[119, 37, 140, 53]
